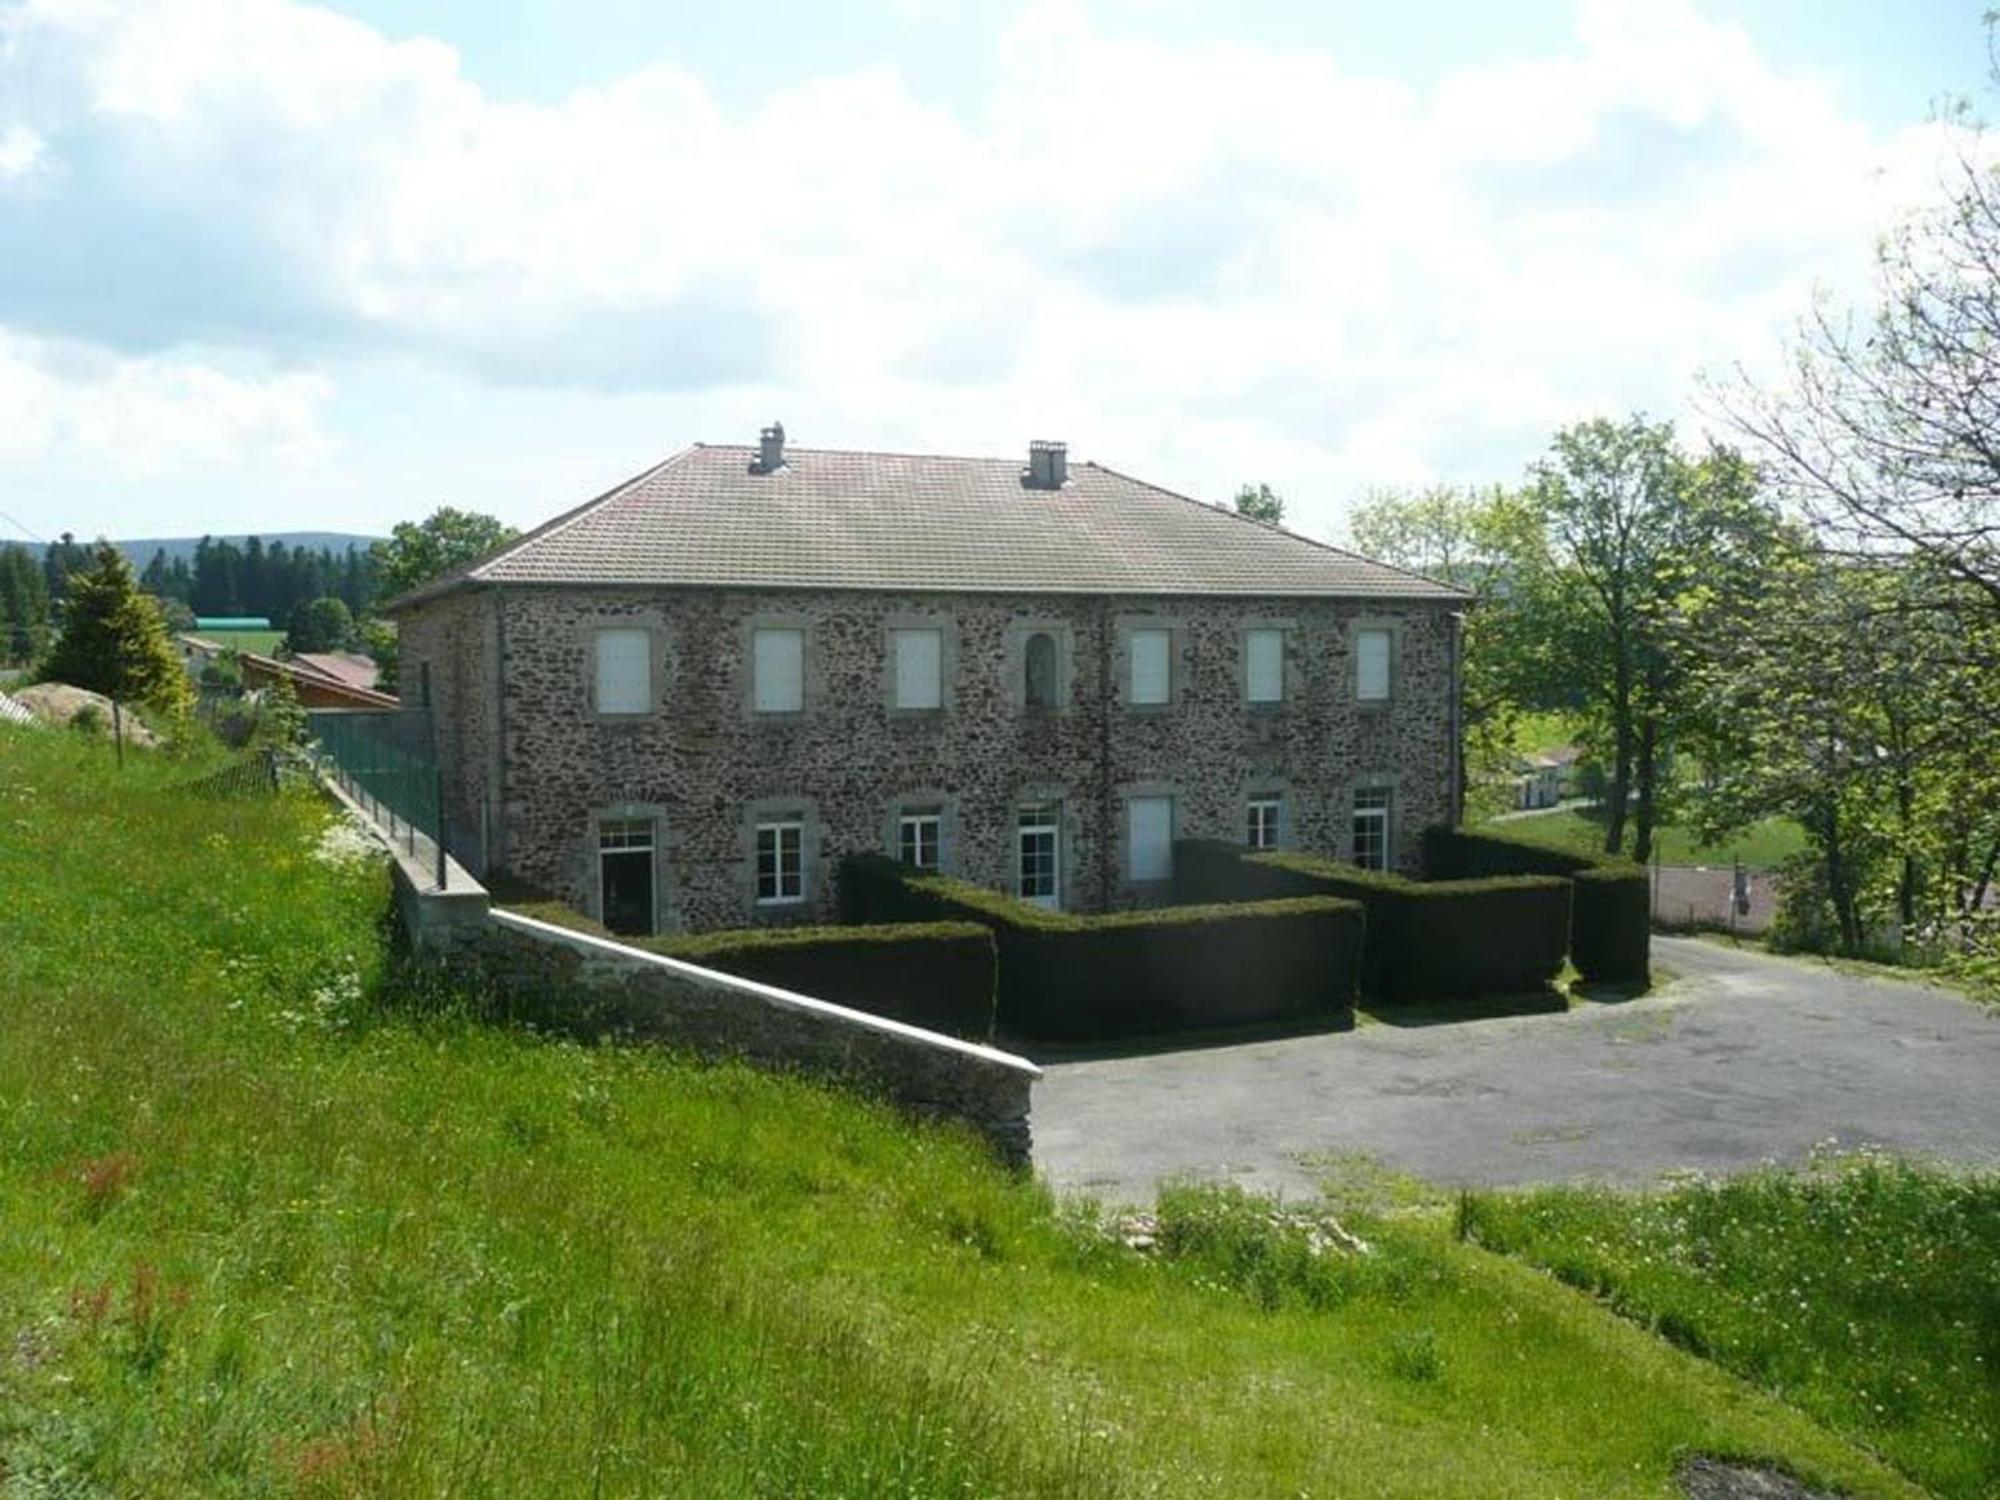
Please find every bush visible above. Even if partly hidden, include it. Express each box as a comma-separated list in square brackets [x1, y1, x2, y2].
[1423, 827, 1650, 987]
[499, 899, 997, 1042]
[1176, 841, 1570, 1004]
[652, 921, 997, 1043]
[839, 854, 1361, 1041]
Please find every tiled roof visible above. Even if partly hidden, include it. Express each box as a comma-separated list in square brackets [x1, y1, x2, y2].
[388, 443, 1466, 609]
[293, 652, 382, 691]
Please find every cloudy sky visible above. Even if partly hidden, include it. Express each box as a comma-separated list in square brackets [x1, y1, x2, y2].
[0, 0, 1984, 548]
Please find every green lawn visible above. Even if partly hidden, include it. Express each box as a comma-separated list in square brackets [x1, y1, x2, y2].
[1487, 805, 1808, 870]
[0, 726, 1918, 1496]
[1462, 1161, 2000, 1499]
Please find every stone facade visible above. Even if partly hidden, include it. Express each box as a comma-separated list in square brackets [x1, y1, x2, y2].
[399, 584, 1462, 934]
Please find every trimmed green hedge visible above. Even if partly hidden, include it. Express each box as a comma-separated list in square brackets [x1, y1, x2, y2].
[839, 854, 1361, 1041]
[1422, 827, 1651, 986]
[1175, 841, 1571, 1003]
[501, 901, 998, 1042]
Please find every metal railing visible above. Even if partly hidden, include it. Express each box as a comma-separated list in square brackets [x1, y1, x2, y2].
[308, 708, 447, 887]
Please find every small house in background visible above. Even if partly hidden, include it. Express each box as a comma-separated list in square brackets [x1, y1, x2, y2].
[193, 616, 272, 633]
[1515, 746, 1581, 810]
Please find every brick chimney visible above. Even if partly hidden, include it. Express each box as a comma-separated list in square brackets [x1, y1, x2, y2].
[1025, 439, 1067, 489]
[755, 421, 786, 474]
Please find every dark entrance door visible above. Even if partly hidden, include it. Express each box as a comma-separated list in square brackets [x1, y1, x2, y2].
[599, 819, 656, 936]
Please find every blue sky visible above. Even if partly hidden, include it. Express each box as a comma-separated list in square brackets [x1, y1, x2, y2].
[0, 1, 1986, 548]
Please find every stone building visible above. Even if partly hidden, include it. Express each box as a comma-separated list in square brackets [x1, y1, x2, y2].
[386, 428, 1468, 936]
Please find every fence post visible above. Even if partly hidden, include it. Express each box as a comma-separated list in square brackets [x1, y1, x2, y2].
[434, 766, 447, 891]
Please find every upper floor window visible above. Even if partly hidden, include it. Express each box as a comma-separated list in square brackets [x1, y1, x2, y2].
[1245, 628, 1284, 705]
[892, 628, 943, 710]
[1128, 628, 1171, 706]
[753, 627, 804, 714]
[1356, 628, 1393, 703]
[755, 820, 805, 904]
[1247, 796, 1281, 850]
[1352, 786, 1392, 871]
[1127, 795, 1174, 882]
[898, 810, 941, 871]
[1024, 632, 1058, 710]
[594, 627, 651, 714]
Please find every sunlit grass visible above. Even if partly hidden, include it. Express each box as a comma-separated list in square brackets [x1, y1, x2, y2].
[0, 725, 1920, 1496]
[1462, 1158, 2000, 1498]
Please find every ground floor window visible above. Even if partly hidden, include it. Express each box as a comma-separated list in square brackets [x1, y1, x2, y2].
[898, 810, 941, 871]
[756, 820, 805, 905]
[598, 818, 655, 935]
[1018, 805, 1060, 909]
[1352, 787, 1392, 871]
[1247, 796, 1281, 850]
[1127, 794, 1174, 883]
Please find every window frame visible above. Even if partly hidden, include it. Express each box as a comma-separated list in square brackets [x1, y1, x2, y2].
[754, 819, 806, 905]
[890, 626, 945, 712]
[593, 626, 653, 716]
[1024, 630, 1060, 711]
[1244, 626, 1285, 706]
[1247, 795, 1282, 850]
[897, 810, 942, 872]
[1351, 786, 1393, 871]
[1126, 625, 1173, 708]
[596, 815, 657, 936]
[1126, 793, 1175, 884]
[1017, 805, 1062, 910]
[751, 626, 806, 715]
[1354, 626, 1394, 705]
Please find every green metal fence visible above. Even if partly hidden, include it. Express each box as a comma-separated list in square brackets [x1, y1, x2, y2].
[308, 709, 446, 885]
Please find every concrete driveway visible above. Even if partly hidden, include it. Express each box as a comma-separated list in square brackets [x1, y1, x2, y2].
[1033, 936, 2000, 1204]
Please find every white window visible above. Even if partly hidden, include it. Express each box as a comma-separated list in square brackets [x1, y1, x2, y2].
[1356, 628, 1392, 703]
[1245, 628, 1284, 704]
[755, 820, 804, 904]
[898, 811, 941, 871]
[594, 628, 651, 714]
[892, 628, 943, 710]
[1128, 628, 1171, 706]
[1247, 796, 1281, 850]
[753, 628, 804, 713]
[1127, 795, 1174, 883]
[1018, 805, 1060, 910]
[1352, 787, 1392, 871]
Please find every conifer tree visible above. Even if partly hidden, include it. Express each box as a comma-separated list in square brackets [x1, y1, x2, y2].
[40, 543, 192, 717]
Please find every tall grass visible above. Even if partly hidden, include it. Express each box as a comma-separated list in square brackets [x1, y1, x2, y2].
[1461, 1159, 2000, 1498]
[0, 725, 1920, 1496]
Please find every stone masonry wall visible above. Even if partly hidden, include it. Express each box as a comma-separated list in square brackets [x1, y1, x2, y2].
[399, 585, 1460, 932]
[474, 909, 1038, 1166]
[396, 588, 501, 872]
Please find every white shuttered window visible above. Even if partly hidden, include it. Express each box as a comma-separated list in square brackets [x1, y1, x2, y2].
[1356, 629, 1392, 702]
[754, 628, 804, 713]
[1128, 796, 1173, 882]
[892, 629, 943, 710]
[1246, 628, 1283, 704]
[1129, 628, 1171, 705]
[594, 628, 651, 714]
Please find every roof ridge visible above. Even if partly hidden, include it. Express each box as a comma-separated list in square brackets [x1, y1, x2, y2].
[1083, 460, 1473, 599]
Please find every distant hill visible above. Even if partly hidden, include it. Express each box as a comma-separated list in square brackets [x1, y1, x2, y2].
[17, 533, 384, 567]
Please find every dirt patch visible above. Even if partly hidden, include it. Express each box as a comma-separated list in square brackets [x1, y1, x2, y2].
[1677, 1456, 1843, 1499]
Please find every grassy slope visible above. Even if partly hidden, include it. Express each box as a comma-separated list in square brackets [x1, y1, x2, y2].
[1463, 1162, 2000, 1499]
[0, 727, 1914, 1497]
[1487, 805, 1807, 871]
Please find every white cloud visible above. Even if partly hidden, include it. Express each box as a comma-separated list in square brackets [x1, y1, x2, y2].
[0, 0, 1974, 533]
[0, 330, 331, 478]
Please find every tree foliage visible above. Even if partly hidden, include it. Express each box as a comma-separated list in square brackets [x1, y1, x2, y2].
[39, 543, 192, 717]
[0, 543, 49, 664]
[284, 595, 356, 654]
[373, 508, 518, 603]
[1232, 483, 1285, 526]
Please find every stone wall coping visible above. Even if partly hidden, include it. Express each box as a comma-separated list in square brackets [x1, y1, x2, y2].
[488, 908, 1043, 1080]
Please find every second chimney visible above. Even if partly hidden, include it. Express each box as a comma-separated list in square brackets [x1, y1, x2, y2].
[1026, 439, 1067, 489]
[756, 421, 787, 473]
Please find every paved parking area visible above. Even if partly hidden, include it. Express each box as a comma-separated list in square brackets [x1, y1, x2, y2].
[1033, 937, 2000, 1204]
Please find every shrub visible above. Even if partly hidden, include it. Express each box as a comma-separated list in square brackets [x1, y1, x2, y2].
[651, 921, 997, 1043]
[498, 899, 998, 1042]
[1423, 827, 1650, 987]
[1176, 841, 1569, 1003]
[839, 854, 1361, 1041]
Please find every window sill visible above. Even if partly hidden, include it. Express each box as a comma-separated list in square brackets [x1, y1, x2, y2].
[754, 896, 807, 909]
